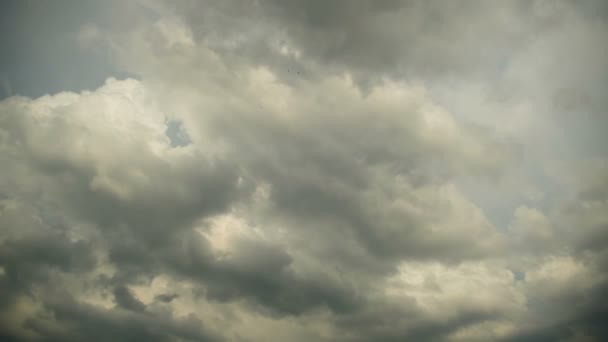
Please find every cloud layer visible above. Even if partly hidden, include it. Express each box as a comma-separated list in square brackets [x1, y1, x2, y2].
[1, 1, 607, 341]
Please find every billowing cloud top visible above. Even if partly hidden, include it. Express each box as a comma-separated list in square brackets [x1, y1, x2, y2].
[1, 1, 607, 341]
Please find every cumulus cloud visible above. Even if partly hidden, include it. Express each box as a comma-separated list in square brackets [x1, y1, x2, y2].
[1, 0, 607, 341]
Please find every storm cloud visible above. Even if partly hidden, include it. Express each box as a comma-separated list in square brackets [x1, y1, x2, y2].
[1, 0, 607, 341]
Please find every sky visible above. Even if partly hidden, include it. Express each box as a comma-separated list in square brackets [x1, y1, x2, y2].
[0, 0, 607, 341]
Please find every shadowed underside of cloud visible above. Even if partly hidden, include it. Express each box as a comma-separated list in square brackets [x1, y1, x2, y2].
[0, 0, 607, 341]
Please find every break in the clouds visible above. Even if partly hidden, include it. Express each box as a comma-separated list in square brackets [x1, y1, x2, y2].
[1, 1, 607, 341]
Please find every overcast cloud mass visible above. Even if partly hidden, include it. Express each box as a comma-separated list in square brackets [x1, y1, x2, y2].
[1, 0, 607, 341]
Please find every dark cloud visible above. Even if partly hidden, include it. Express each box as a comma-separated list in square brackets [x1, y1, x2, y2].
[500, 282, 608, 342]
[29, 296, 220, 342]
[1, 0, 607, 341]
[155, 293, 179, 303]
[168, 0, 578, 88]
[113, 286, 147, 312]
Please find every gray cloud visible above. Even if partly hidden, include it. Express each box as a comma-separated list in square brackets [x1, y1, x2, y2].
[1, 1, 607, 341]
[155, 293, 179, 303]
[113, 286, 146, 312]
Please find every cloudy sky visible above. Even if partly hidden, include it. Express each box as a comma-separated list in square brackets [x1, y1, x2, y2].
[1, 0, 607, 341]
